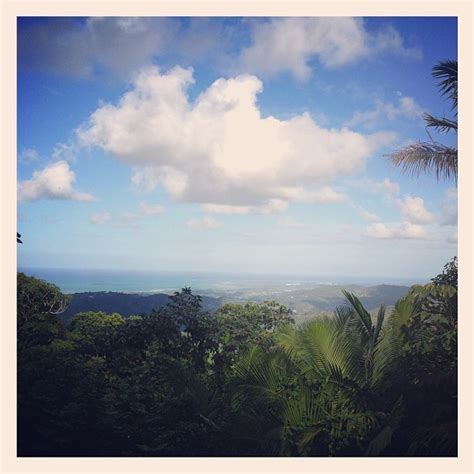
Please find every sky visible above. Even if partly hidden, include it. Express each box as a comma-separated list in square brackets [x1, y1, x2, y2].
[17, 16, 458, 280]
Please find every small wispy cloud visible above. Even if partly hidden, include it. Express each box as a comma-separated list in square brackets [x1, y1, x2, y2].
[18, 160, 95, 203]
[365, 194, 435, 240]
[354, 205, 379, 222]
[440, 188, 457, 226]
[90, 211, 111, 225]
[397, 195, 435, 225]
[186, 216, 222, 229]
[90, 202, 166, 227]
[345, 96, 423, 129]
[18, 148, 40, 163]
[138, 201, 165, 216]
[201, 199, 288, 215]
[346, 177, 400, 198]
[52, 141, 79, 163]
[366, 221, 429, 240]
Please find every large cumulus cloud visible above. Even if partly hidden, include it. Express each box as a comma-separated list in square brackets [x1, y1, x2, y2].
[78, 66, 395, 213]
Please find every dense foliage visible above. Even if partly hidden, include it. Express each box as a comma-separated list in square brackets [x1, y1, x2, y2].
[17, 260, 457, 456]
[60, 291, 222, 323]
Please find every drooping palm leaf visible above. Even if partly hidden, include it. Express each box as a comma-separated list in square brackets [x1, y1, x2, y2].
[341, 290, 373, 343]
[423, 113, 457, 133]
[231, 298, 399, 456]
[432, 60, 457, 111]
[388, 142, 457, 181]
[233, 346, 287, 403]
[372, 295, 421, 389]
[293, 317, 363, 386]
[373, 305, 385, 343]
[388, 59, 457, 182]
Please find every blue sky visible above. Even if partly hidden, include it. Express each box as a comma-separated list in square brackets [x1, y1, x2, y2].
[17, 17, 458, 279]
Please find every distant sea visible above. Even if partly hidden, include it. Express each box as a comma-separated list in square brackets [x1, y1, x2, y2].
[18, 267, 427, 294]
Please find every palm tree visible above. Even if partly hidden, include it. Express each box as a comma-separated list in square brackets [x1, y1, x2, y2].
[388, 60, 458, 181]
[228, 292, 404, 456]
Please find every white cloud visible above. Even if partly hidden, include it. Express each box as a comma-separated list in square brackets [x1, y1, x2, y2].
[440, 188, 457, 226]
[345, 96, 423, 129]
[374, 178, 400, 197]
[52, 141, 79, 162]
[94, 202, 165, 227]
[90, 211, 111, 224]
[201, 199, 288, 215]
[79, 66, 394, 214]
[138, 201, 165, 216]
[19, 148, 40, 163]
[370, 24, 422, 60]
[366, 221, 428, 240]
[365, 194, 435, 240]
[348, 178, 400, 197]
[19, 17, 421, 82]
[277, 186, 347, 204]
[236, 18, 421, 80]
[356, 206, 379, 222]
[186, 216, 222, 229]
[116, 212, 141, 229]
[397, 195, 435, 225]
[18, 160, 95, 203]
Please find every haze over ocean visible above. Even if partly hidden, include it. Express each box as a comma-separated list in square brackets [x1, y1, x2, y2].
[19, 267, 427, 294]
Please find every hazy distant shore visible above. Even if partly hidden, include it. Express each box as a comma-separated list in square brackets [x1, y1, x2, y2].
[18, 267, 428, 295]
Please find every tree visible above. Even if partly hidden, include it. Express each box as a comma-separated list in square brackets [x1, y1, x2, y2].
[388, 60, 458, 181]
[215, 301, 294, 369]
[386, 258, 458, 456]
[17, 273, 70, 349]
[17, 272, 70, 324]
[69, 311, 125, 356]
[225, 292, 396, 456]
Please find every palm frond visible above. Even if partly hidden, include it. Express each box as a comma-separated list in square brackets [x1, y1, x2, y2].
[372, 295, 421, 388]
[432, 60, 457, 111]
[333, 304, 355, 332]
[234, 353, 286, 402]
[373, 305, 386, 347]
[423, 113, 457, 133]
[388, 142, 457, 181]
[365, 396, 404, 456]
[341, 291, 373, 345]
[278, 317, 365, 386]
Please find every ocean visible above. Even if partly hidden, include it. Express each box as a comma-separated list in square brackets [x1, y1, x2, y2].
[18, 267, 426, 294]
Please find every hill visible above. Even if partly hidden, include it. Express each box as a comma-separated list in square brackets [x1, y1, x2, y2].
[60, 284, 410, 324]
[60, 291, 222, 324]
[219, 283, 411, 321]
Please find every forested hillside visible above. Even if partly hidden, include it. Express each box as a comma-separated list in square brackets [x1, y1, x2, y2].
[59, 284, 409, 325]
[17, 259, 457, 456]
[60, 291, 222, 323]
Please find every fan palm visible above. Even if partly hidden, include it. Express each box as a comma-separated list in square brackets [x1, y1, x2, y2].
[228, 291, 404, 455]
[388, 60, 458, 181]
